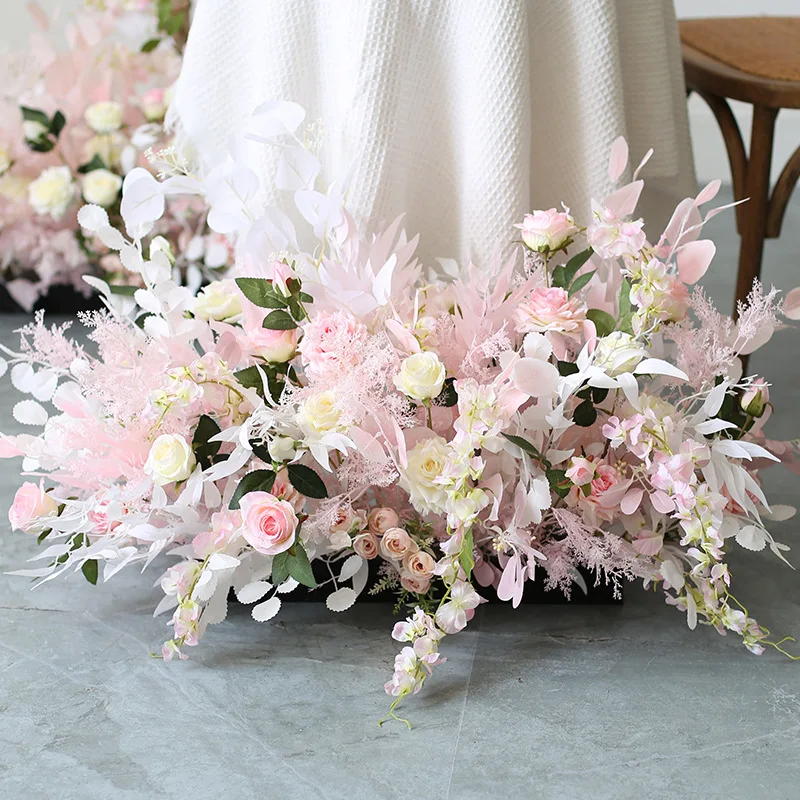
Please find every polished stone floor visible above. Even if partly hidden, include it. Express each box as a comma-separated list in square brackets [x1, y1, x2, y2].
[1, 189, 800, 799]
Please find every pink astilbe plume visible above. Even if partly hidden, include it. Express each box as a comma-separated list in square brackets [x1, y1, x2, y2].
[15, 311, 85, 371]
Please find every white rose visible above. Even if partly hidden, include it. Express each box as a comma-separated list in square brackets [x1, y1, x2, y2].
[149, 235, 175, 265]
[22, 120, 48, 142]
[144, 434, 196, 486]
[592, 331, 646, 377]
[81, 168, 122, 207]
[28, 165, 74, 219]
[0, 145, 10, 175]
[193, 279, 242, 322]
[399, 435, 450, 514]
[85, 101, 124, 134]
[394, 351, 446, 402]
[268, 435, 297, 463]
[0, 175, 29, 202]
[83, 133, 126, 169]
[296, 391, 343, 438]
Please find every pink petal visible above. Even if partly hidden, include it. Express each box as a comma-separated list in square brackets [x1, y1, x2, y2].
[497, 555, 521, 603]
[677, 240, 716, 285]
[620, 487, 644, 515]
[633, 531, 664, 556]
[784, 287, 800, 320]
[607, 136, 629, 183]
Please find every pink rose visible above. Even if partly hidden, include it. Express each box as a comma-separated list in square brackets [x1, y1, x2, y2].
[298, 310, 368, 378]
[8, 481, 59, 532]
[514, 287, 587, 334]
[515, 208, 578, 252]
[568, 463, 626, 522]
[368, 507, 399, 535]
[403, 550, 436, 578]
[400, 572, 431, 594]
[379, 527, 418, 561]
[353, 531, 379, 560]
[239, 491, 298, 555]
[244, 323, 298, 364]
[272, 468, 304, 512]
[565, 456, 595, 486]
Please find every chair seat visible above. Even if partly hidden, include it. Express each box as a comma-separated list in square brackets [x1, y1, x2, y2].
[680, 18, 800, 109]
[680, 17, 800, 83]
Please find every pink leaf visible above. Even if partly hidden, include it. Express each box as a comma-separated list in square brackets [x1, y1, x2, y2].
[605, 180, 643, 219]
[512, 358, 559, 398]
[677, 240, 716, 284]
[651, 490, 675, 514]
[497, 555, 522, 604]
[607, 136, 629, 183]
[620, 487, 644, 515]
[632, 148, 654, 180]
[694, 179, 721, 207]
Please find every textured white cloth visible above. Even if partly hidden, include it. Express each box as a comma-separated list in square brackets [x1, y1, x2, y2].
[173, 0, 695, 267]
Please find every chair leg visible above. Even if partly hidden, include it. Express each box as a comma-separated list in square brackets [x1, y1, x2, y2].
[735, 105, 778, 317]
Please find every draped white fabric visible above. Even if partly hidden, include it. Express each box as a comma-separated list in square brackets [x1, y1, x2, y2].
[172, 0, 696, 267]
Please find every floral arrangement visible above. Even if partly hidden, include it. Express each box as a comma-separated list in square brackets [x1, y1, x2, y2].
[0, 1, 222, 312]
[2, 101, 798, 726]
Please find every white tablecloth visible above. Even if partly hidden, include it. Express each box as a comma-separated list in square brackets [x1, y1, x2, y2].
[172, 0, 695, 267]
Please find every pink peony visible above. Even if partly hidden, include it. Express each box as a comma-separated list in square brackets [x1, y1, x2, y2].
[8, 481, 59, 532]
[239, 491, 298, 555]
[514, 287, 586, 334]
[515, 208, 578, 252]
[298, 310, 368, 378]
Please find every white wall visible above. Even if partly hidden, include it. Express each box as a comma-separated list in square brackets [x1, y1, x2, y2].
[675, 0, 800, 184]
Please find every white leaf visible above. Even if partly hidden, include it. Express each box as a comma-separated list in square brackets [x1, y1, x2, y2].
[694, 419, 737, 435]
[11, 363, 36, 393]
[207, 553, 240, 570]
[373, 254, 396, 306]
[276, 145, 321, 191]
[252, 595, 281, 621]
[153, 593, 179, 617]
[736, 525, 767, 551]
[13, 399, 48, 426]
[276, 577, 299, 594]
[338, 554, 363, 583]
[0, 358, 6, 378]
[120, 244, 144, 273]
[134, 289, 162, 315]
[97, 226, 125, 250]
[326, 587, 357, 612]
[735, 441, 781, 462]
[29, 370, 58, 402]
[633, 359, 688, 381]
[703, 380, 730, 418]
[120, 168, 165, 230]
[248, 100, 306, 141]
[766, 504, 796, 522]
[236, 580, 272, 604]
[77, 204, 109, 232]
[513, 358, 559, 398]
[713, 439, 752, 460]
[352, 559, 369, 596]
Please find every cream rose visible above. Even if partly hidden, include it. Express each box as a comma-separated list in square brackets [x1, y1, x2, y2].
[85, 101, 124, 134]
[515, 208, 578, 252]
[141, 88, 168, 122]
[190, 280, 242, 323]
[0, 145, 11, 175]
[296, 391, 343, 438]
[28, 166, 74, 219]
[144, 434, 196, 486]
[592, 331, 645, 377]
[353, 531, 379, 560]
[81, 168, 122, 207]
[400, 435, 450, 514]
[83, 132, 126, 168]
[394, 351, 446, 402]
[268, 435, 297, 463]
[379, 527, 419, 561]
[239, 491, 298, 555]
[403, 550, 436, 578]
[368, 507, 399, 535]
[22, 120, 48, 142]
[8, 482, 59, 532]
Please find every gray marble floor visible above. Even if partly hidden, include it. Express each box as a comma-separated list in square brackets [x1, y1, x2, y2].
[1, 189, 800, 799]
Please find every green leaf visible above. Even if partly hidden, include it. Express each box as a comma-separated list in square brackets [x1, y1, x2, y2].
[568, 269, 596, 297]
[501, 433, 548, 465]
[20, 105, 50, 127]
[108, 284, 138, 296]
[262, 309, 297, 330]
[37, 527, 52, 545]
[77, 154, 107, 174]
[249, 440, 272, 464]
[287, 463, 328, 499]
[586, 308, 616, 337]
[234, 365, 265, 392]
[134, 312, 154, 329]
[81, 559, 99, 585]
[618, 278, 632, 319]
[271, 551, 291, 586]
[298, 291, 314, 304]
[27, 138, 54, 153]
[287, 542, 317, 588]
[553, 248, 592, 289]
[434, 377, 458, 407]
[48, 110, 66, 138]
[557, 360, 580, 376]
[591, 386, 609, 404]
[235, 277, 286, 308]
[229, 469, 276, 510]
[192, 414, 222, 469]
[546, 468, 570, 499]
[141, 37, 162, 53]
[573, 399, 598, 427]
[459, 528, 475, 580]
[287, 295, 306, 321]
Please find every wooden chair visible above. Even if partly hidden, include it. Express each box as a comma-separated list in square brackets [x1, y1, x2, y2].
[680, 17, 800, 316]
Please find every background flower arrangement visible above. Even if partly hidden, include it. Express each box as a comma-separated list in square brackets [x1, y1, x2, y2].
[0, 0, 226, 312]
[1, 100, 798, 726]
